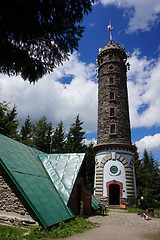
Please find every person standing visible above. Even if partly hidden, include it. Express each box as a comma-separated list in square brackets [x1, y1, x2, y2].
[139, 196, 149, 220]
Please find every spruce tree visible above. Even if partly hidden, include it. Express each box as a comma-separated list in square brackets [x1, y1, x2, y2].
[52, 120, 66, 153]
[32, 116, 53, 153]
[0, 0, 93, 82]
[85, 142, 95, 190]
[20, 115, 32, 145]
[65, 114, 86, 153]
[0, 101, 19, 138]
[135, 148, 160, 207]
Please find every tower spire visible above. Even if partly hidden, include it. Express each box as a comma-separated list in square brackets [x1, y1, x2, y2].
[108, 20, 113, 43]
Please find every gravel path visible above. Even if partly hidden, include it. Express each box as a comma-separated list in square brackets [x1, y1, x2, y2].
[57, 209, 160, 240]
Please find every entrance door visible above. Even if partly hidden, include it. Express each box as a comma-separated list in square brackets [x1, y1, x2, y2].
[109, 184, 120, 205]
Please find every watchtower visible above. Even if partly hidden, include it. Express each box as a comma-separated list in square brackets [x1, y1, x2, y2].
[94, 21, 137, 206]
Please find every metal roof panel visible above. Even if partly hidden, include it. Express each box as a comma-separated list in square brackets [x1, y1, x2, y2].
[38, 153, 85, 204]
[0, 134, 74, 228]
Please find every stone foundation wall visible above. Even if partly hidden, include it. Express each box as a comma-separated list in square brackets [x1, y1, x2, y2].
[0, 165, 39, 228]
[94, 195, 136, 207]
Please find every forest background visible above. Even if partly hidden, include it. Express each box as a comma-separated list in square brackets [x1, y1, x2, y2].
[1, 100, 160, 208]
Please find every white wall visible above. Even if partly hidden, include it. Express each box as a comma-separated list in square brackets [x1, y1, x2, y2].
[96, 149, 133, 165]
[103, 160, 126, 198]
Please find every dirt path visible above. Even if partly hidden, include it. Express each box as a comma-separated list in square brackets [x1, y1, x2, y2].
[57, 209, 160, 240]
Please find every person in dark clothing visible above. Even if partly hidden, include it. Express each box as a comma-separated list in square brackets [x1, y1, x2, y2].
[139, 196, 148, 220]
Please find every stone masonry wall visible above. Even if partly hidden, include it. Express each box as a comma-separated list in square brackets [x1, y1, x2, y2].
[97, 48, 131, 145]
[0, 165, 39, 228]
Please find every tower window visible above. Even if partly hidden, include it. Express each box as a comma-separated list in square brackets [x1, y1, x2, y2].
[109, 77, 115, 84]
[108, 64, 115, 71]
[110, 108, 116, 116]
[109, 92, 115, 100]
[101, 58, 104, 63]
[109, 54, 114, 61]
[110, 123, 116, 134]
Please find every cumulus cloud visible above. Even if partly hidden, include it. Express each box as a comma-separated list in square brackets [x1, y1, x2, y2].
[127, 50, 160, 128]
[84, 138, 97, 146]
[0, 52, 98, 134]
[99, 0, 160, 32]
[1, 48, 160, 154]
[135, 133, 160, 155]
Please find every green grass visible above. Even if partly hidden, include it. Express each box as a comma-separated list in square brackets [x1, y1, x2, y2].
[125, 207, 141, 214]
[126, 207, 160, 216]
[0, 225, 27, 240]
[0, 217, 98, 240]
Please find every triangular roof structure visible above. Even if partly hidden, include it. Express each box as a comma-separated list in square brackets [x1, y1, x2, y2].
[38, 153, 85, 204]
[0, 134, 75, 228]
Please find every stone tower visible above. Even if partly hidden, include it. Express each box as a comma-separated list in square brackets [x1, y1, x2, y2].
[94, 22, 137, 206]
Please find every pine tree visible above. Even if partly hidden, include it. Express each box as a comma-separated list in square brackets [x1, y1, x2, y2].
[134, 148, 160, 207]
[134, 145, 143, 197]
[65, 114, 86, 153]
[32, 116, 53, 153]
[20, 115, 33, 145]
[0, 101, 19, 138]
[52, 120, 65, 153]
[85, 142, 95, 190]
[0, 0, 93, 82]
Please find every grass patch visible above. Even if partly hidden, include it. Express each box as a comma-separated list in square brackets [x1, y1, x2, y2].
[0, 216, 98, 240]
[0, 225, 27, 240]
[154, 209, 160, 217]
[125, 207, 140, 214]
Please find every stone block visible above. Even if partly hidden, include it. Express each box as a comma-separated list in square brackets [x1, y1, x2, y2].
[0, 216, 9, 221]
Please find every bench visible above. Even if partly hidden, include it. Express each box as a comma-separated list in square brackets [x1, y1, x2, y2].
[99, 204, 107, 216]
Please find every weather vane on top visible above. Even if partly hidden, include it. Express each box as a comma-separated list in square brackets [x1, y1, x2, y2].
[108, 20, 113, 43]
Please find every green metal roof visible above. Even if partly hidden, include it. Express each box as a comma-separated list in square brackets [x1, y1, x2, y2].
[0, 134, 74, 228]
[38, 153, 85, 204]
[91, 195, 101, 210]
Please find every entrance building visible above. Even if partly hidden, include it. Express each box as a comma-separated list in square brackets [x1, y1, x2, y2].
[94, 22, 137, 206]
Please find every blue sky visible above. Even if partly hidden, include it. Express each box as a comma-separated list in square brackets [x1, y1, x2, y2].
[1, 0, 160, 160]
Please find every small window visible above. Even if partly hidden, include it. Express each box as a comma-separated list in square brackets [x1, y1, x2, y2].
[109, 54, 113, 61]
[109, 92, 115, 100]
[110, 108, 116, 116]
[108, 64, 115, 71]
[110, 123, 116, 134]
[101, 58, 104, 63]
[109, 77, 115, 84]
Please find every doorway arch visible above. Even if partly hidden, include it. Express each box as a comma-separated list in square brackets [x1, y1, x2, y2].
[106, 180, 123, 205]
[109, 184, 120, 205]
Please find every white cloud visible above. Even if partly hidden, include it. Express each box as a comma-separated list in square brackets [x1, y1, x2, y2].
[84, 138, 97, 146]
[1, 49, 160, 154]
[127, 50, 160, 128]
[135, 133, 160, 155]
[0, 52, 98, 134]
[99, 0, 160, 32]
